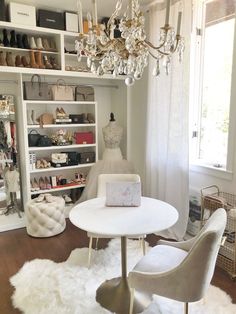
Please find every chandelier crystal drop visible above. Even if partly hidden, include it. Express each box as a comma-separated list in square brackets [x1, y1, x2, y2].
[75, 0, 185, 86]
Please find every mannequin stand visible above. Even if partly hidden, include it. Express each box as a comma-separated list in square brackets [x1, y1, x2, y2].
[4, 192, 21, 218]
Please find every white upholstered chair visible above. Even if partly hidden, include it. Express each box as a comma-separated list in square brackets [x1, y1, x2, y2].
[128, 208, 227, 314]
[87, 173, 145, 267]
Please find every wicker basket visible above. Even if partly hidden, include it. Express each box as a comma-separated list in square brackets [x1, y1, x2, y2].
[201, 185, 236, 279]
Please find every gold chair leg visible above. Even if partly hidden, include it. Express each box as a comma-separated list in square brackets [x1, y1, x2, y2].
[88, 236, 93, 268]
[141, 238, 146, 255]
[184, 302, 189, 314]
[129, 288, 135, 314]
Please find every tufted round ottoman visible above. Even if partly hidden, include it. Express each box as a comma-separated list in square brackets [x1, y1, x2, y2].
[26, 195, 66, 237]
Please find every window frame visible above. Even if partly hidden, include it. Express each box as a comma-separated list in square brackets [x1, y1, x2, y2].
[190, 0, 236, 179]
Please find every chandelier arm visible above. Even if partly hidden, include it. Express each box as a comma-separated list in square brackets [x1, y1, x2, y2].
[145, 39, 167, 51]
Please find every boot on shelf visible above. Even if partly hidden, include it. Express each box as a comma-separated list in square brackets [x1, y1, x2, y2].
[6, 52, 14, 66]
[27, 109, 34, 125]
[10, 30, 17, 48]
[42, 38, 50, 51]
[29, 51, 39, 68]
[3, 29, 10, 47]
[15, 55, 24, 67]
[21, 55, 30, 67]
[16, 34, 23, 49]
[22, 34, 30, 49]
[36, 37, 44, 50]
[29, 36, 37, 50]
[43, 55, 52, 69]
[49, 39, 57, 52]
[31, 110, 39, 124]
[0, 51, 7, 66]
[35, 51, 45, 69]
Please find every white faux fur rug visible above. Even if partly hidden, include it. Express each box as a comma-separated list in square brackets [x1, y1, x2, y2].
[10, 239, 236, 314]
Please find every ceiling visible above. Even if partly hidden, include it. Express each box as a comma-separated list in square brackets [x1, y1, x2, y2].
[5, 0, 158, 17]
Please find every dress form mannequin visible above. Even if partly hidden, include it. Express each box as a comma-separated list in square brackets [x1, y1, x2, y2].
[4, 164, 21, 217]
[77, 113, 134, 203]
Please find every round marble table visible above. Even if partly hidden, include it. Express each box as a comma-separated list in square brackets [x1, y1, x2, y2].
[69, 196, 178, 314]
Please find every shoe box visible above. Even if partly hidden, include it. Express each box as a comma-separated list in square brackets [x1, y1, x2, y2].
[38, 9, 65, 30]
[9, 2, 36, 26]
[0, 0, 6, 21]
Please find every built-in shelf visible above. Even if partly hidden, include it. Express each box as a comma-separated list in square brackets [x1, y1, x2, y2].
[30, 183, 85, 195]
[0, 46, 59, 54]
[24, 100, 96, 105]
[28, 144, 96, 151]
[30, 163, 95, 173]
[27, 124, 96, 129]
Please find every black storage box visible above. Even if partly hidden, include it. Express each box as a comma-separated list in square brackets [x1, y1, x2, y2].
[0, 0, 6, 21]
[61, 151, 79, 166]
[38, 9, 64, 30]
[78, 152, 95, 164]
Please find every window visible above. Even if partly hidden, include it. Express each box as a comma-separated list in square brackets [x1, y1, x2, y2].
[190, 0, 235, 170]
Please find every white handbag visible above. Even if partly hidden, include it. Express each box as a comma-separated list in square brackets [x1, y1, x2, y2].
[51, 79, 74, 101]
[51, 153, 68, 164]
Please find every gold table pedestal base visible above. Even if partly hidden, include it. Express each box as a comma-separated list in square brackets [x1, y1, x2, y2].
[96, 277, 152, 314]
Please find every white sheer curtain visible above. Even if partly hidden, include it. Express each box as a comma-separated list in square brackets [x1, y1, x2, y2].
[144, 0, 191, 240]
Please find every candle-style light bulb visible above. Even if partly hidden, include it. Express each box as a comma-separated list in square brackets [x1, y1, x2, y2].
[165, 0, 171, 26]
[177, 11, 182, 35]
[92, 0, 98, 26]
[77, 0, 83, 33]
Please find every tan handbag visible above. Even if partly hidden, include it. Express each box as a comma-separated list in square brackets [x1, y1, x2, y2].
[75, 85, 95, 101]
[51, 79, 74, 101]
[37, 113, 54, 127]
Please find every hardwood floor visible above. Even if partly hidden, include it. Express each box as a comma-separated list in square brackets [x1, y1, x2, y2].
[0, 220, 235, 314]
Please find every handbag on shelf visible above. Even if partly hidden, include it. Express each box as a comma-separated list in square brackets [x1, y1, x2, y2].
[75, 85, 95, 101]
[51, 153, 68, 167]
[61, 151, 79, 166]
[37, 113, 54, 127]
[78, 152, 95, 164]
[28, 130, 41, 147]
[75, 132, 94, 144]
[37, 135, 52, 147]
[24, 75, 51, 100]
[51, 79, 74, 101]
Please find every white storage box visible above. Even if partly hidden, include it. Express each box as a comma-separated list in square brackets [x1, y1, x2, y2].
[65, 12, 78, 32]
[9, 2, 36, 26]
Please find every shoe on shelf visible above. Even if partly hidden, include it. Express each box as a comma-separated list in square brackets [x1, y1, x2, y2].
[43, 55, 53, 69]
[22, 34, 30, 49]
[10, 30, 17, 48]
[49, 56, 60, 70]
[15, 55, 24, 67]
[21, 55, 30, 68]
[82, 113, 89, 123]
[32, 178, 40, 191]
[39, 177, 46, 190]
[31, 110, 39, 124]
[36, 194, 45, 202]
[16, 34, 24, 49]
[36, 37, 44, 50]
[6, 52, 14, 66]
[35, 51, 45, 69]
[45, 177, 52, 189]
[27, 109, 34, 125]
[2, 29, 10, 47]
[29, 36, 37, 50]
[49, 39, 57, 52]
[59, 107, 69, 118]
[0, 51, 7, 66]
[87, 113, 95, 123]
[29, 51, 39, 68]
[42, 38, 50, 51]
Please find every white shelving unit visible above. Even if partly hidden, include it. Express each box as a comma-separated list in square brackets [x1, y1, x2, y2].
[0, 20, 129, 221]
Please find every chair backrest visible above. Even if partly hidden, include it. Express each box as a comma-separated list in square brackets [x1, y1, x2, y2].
[97, 174, 141, 197]
[179, 208, 227, 301]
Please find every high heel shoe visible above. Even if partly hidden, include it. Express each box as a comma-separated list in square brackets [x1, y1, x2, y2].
[32, 178, 40, 191]
[6, 52, 14, 66]
[45, 177, 51, 189]
[10, 30, 17, 48]
[39, 177, 46, 190]
[35, 51, 45, 69]
[31, 110, 39, 124]
[0, 51, 7, 66]
[43, 55, 53, 69]
[27, 109, 34, 124]
[2, 29, 10, 47]
[50, 56, 60, 70]
[29, 50, 39, 68]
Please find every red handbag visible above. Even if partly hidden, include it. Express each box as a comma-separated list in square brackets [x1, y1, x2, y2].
[75, 132, 94, 144]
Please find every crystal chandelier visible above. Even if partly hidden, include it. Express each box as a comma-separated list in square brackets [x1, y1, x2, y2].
[75, 0, 185, 86]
